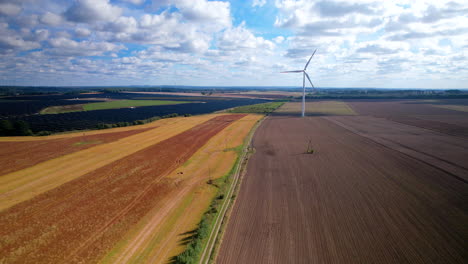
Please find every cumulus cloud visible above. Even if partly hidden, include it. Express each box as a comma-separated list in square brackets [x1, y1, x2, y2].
[47, 37, 124, 56]
[0, 23, 40, 52]
[273, 36, 284, 44]
[64, 0, 122, 23]
[217, 23, 274, 51]
[75, 28, 91, 38]
[1, 0, 467, 87]
[119, 0, 144, 4]
[315, 1, 376, 17]
[99, 16, 138, 33]
[150, 0, 232, 29]
[40, 12, 63, 26]
[0, 3, 22, 16]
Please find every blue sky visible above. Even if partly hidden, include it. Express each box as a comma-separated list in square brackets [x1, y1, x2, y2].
[0, 0, 467, 88]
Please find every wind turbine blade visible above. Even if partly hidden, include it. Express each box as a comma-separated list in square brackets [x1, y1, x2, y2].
[280, 70, 304, 73]
[304, 49, 317, 71]
[305, 72, 314, 89]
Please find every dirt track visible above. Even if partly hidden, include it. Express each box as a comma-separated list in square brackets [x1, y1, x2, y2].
[217, 115, 467, 263]
[0, 114, 245, 263]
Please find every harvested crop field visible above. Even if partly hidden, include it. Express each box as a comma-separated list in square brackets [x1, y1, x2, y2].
[0, 113, 262, 263]
[217, 102, 468, 263]
[0, 128, 152, 175]
[347, 99, 468, 137]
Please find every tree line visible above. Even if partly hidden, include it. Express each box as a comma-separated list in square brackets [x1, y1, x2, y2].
[0, 120, 33, 136]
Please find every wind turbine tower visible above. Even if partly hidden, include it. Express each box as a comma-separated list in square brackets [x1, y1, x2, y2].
[281, 49, 317, 117]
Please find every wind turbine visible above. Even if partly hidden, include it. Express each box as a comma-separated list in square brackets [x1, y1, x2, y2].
[281, 49, 317, 117]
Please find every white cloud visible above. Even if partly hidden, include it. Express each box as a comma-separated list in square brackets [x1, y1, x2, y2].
[0, 3, 22, 16]
[1, 0, 466, 88]
[99, 16, 138, 33]
[119, 0, 144, 4]
[64, 0, 122, 23]
[252, 0, 267, 8]
[273, 36, 284, 44]
[151, 0, 232, 29]
[40, 12, 63, 26]
[218, 22, 274, 51]
[0, 23, 40, 52]
[47, 37, 124, 56]
[75, 28, 91, 38]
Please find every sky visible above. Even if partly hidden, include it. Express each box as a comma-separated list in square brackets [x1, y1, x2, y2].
[0, 0, 467, 89]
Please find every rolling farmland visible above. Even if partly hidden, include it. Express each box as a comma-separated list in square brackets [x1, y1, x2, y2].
[0, 113, 262, 263]
[217, 100, 468, 263]
[0, 92, 267, 133]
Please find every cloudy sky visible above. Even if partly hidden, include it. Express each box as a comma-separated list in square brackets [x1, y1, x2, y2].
[0, 0, 467, 88]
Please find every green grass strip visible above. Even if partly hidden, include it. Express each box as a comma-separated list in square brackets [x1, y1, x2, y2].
[83, 100, 189, 111]
[227, 102, 285, 114]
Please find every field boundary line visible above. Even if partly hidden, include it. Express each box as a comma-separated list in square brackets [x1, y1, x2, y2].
[198, 115, 266, 264]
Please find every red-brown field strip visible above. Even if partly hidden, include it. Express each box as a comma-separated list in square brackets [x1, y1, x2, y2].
[0, 128, 152, 176]
[0, 114, 245, 264]
[217, 114, 467, 263]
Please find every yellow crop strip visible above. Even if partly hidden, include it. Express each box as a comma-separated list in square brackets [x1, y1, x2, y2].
[0, 114, 222, 211]
[99, 114, 263, 264]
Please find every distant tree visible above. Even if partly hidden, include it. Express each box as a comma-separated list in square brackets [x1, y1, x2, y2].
[13, 120, 33, 136]
[446, 89, 461, 94]
[36, 131, 52, 136]
[0, 120, 14, 136]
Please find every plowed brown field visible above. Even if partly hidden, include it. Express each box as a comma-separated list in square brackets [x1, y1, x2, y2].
[347, 99, 468, 137]
[0, 128, 152, 175]
[217, 104, 467, 263]
[0, 114, 245, 264]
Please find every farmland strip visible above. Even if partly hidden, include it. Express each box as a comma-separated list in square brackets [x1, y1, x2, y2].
[0, 115, 220, 211]
[217, 115, 467, 263]
[0, 128, 152, 176]
[0, 114, 246, 264]
[102, 115, 262, 264]
[323, 116, 468, 182]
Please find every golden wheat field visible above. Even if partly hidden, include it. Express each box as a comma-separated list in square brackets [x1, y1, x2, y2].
[0, 113, 262, 264]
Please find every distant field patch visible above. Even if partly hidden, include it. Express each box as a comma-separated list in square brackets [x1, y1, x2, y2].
[227, 102, 285, 114]
[40, 100, 190, 114]
[40, 104, 85, 114]
[277, 101, 356, 116]
[430, 104, 468, 112]
[83, 100, 189, 111]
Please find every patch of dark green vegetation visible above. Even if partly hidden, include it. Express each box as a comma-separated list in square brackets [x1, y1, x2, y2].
[0, 91, 267, 134]
[171, 148, 243, 264]
[227, 101, 285, 114]
[0, 120, 33, 136]
[0, 113, 182, 137]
